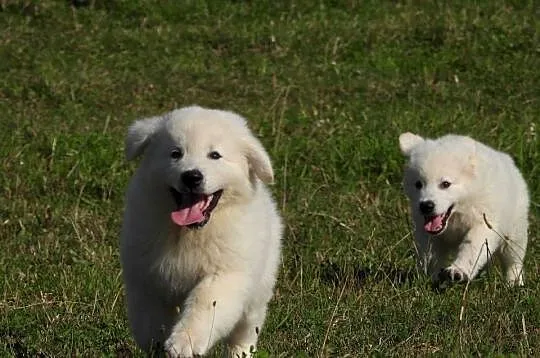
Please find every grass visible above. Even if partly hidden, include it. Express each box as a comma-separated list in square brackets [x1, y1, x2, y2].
[0, 0, 538, 356]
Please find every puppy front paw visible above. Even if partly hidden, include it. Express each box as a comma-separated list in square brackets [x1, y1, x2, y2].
[228, 344, 256, 358]
[164, 331, 195, 358]
[438, 266, 468, 283]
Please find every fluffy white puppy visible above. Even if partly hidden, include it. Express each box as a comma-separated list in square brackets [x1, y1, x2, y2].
[121, 106, 282, 357]
[399, 133, 529, 286]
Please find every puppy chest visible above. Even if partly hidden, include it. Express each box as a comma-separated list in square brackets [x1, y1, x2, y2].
[161, 234, 237, 283]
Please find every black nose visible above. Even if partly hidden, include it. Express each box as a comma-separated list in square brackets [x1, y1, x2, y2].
[181, 169, 203, 189]
[419, 200, 435, 215]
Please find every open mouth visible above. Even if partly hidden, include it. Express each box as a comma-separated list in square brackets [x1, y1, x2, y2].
[423, 204, 454, 235]
[169, 188, 223, 228]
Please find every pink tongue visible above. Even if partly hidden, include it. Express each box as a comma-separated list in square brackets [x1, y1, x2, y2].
[424, 214, 444, 233]
[171, 196, 211, 226]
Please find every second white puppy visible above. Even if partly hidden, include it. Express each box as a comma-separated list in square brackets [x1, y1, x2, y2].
[121, 106, 282, 357]
[399, 133, 529, 286]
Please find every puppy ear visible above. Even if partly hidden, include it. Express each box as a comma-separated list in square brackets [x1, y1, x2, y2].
[125, 116, 165, 161]
[399, 132, 424, 156]
[466, 139, 478, 175]
[244, 136, 274, 184]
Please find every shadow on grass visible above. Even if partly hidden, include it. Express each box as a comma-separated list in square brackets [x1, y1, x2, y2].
[319, 260, 418, 288]
[1, 328, 135, 357]
[2, 329, 48, 358]
[116, 342, 135, 358]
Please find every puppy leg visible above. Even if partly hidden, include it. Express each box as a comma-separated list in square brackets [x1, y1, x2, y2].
[428, 242, 455, 284]
[499, 235, 527, 286]
[443, 227, 501, 282]
[165, 273, 248, 357]
[414, 230, 445, 278]
[126, 285, 176, 353]
[226, 304, 268, 357]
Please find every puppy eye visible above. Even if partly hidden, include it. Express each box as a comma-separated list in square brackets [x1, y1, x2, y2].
[440, 181, 452, 189]
[415, 180, 423, 189]
[171, 148, 183, 160]
[208, 151, 222, 160]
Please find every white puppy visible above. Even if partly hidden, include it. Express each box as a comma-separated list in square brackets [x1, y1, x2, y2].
[399, 133, 529, 286]
[121, 106, 282, 357]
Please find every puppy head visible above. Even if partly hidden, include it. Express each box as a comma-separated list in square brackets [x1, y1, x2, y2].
[125, 106, 274, 228]
[399, 133, 477, 236]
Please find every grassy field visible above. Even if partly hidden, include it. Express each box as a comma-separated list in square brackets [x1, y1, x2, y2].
[1, 0, 539, 356]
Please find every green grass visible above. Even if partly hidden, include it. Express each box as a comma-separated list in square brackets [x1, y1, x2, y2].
[1, 0, 539, 356]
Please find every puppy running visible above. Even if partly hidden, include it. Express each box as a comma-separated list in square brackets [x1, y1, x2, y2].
[121, 106, 282, 357]
[399, 133, 529, 286]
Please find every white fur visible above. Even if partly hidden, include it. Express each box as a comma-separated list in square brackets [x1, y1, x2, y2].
[121, 106, 282, 357]
[399, 132, 529, 286]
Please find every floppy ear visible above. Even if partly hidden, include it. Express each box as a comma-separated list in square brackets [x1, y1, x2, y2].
[244, 136, 274, 184]
[399, 132, 424, 156]
[125, 116, 165, 161]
